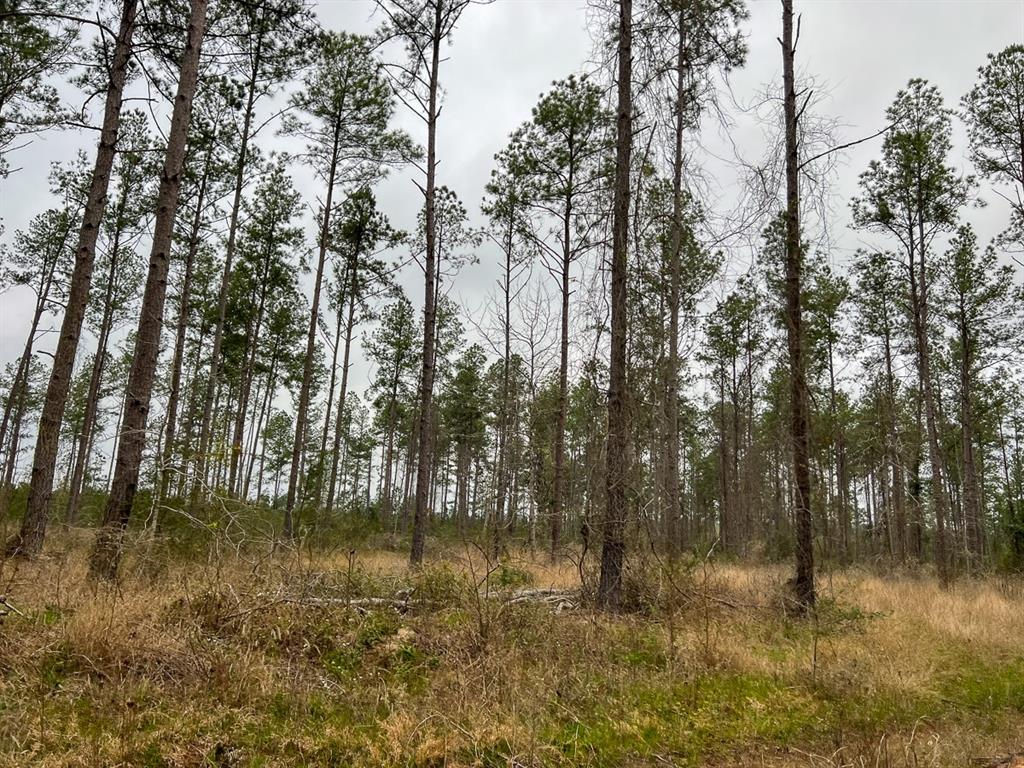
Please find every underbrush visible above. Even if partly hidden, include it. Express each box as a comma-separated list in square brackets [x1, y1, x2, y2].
[0, 533, 1021, 766]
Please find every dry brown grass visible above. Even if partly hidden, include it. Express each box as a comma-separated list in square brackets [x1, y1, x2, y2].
[0, 535, 1022, 767]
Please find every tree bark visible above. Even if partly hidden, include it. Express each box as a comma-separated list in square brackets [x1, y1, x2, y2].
[157, 154, 209, 509]
[192, 28, 265, 509]
[551, 223, 570, 560]
[284, 116, 342, 538]
[410, 2, 444, 566]
[6, 0, 138, 557]
[231, 216, 280, 498]
[89, 0, 209, 580]
[826, 333, 850, 564]
[315, 294, 345, 512]
[718, 364, 730, 548]
[909, 215, 951, 584]
[0, 212, 70, 461]
[65, 243, 119, 525]
[245, 354, 277, 500]
[881, 306, 907, 561]
[782, 0, 815, 612]
[456, 442, 470, 534]
[958, 300, 984, 567]
[597, 0, 632, 609]
[326, 243, 361, 515]
[0, 372, 29, 523]
[493, 201, 516, 557]
[663, 4, 688, 559]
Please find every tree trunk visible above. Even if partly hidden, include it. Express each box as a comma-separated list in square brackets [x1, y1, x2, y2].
[400, 427, 417, 534]
[909, 396, 925, 560]
[718, 365, 730, 548]
[192, 30, 264, 510]
[65, 245, 119, 525]
[312, 284, 344, 514]
[551, 228, 570, 561]
[230, 240, 276, 499]
[958, 304, 983, 568]
[731, 359, 742, 550]
[410, 3, 444, 566]
[597, 0, 632, 609]
[663, 2, 687, 560]
[0, 375, 29, 523]
[998, 411, 1022, 560]
[456, 442, 470, 534]
[228, 282, 268, 499]
[326, 248, 360, 515]
[881, 317, 907, 561]
[284, 117, 342, 538]
[381, 424, 397, 522]
[782, 0, 815, 611]
[909, 218, 951, 583]
[7, 0, 138, 557]
[381, 398, 399, 523]
[0, 252, 64, 510]
[158, 154, 209, 509]
[245, 355, 276, 501]
[493, 205, 515, 557]
[0, 212, 70, 460]
[175, 322, 207, 497]
[89, 0, 209, 580]
[826, 335, 850, 564]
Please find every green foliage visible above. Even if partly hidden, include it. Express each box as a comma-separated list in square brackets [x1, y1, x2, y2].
[409, 563, 465, 603]
[936, 224, 1021, 379]
[487, 563, 534, 590]
[441, 345, 489, 450]
[0, 0, 78, 177]
[281, 31, 415, 188]
[852, 79, 972, 245]
[355, 610, 400, 649]
[963, 45, 1024, 189]
[812, 596, 884, 636]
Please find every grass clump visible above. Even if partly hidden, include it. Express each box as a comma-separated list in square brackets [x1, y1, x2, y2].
[1, 536, 1023, 766]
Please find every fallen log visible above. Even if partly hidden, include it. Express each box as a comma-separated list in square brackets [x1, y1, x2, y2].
[972, 754, 1024, 768]
[284, 596, 417, 613]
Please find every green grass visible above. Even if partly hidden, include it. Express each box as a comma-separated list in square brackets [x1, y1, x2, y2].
[3, 542, 1024, 767]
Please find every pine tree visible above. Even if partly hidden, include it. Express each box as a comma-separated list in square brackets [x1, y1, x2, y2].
[852, 79, 973, 585]
[0, 0, 78, 176]
[323, 187, 402, 516]
[8, 0, 139, 557]
[65, 111, 155, 524]
[598, 0, 633, 609]
[441, 344, 488, 534]
[367, 295, 419, 525]
[192, 0, 315, 509]
[963, 45, 1024, 245]
[375, 0, 475, 566]
[513, 74, 611, 558]
[279, 30, 412, 538]
[89, 0, 210, 580]
[936, 225, 1023, 567]
[781, 0, 814, 610]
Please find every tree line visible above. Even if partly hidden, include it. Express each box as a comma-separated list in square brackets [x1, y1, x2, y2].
[2, 0, 1023, 609]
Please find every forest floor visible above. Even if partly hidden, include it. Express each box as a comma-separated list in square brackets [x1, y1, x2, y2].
[0, 531, 1023, 767]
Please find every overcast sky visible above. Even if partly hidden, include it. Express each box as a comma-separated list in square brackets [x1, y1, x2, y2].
[1, 0, 1022, 407]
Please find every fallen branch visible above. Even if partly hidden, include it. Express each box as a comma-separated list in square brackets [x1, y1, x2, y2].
[972, 754, 1024, 768]
[680, 589, 760, 611]
[0, 596, 24, 617]
[283, 595, 418, 613]
[503, 588, 580, 612]
[503, 587, 575, 600]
